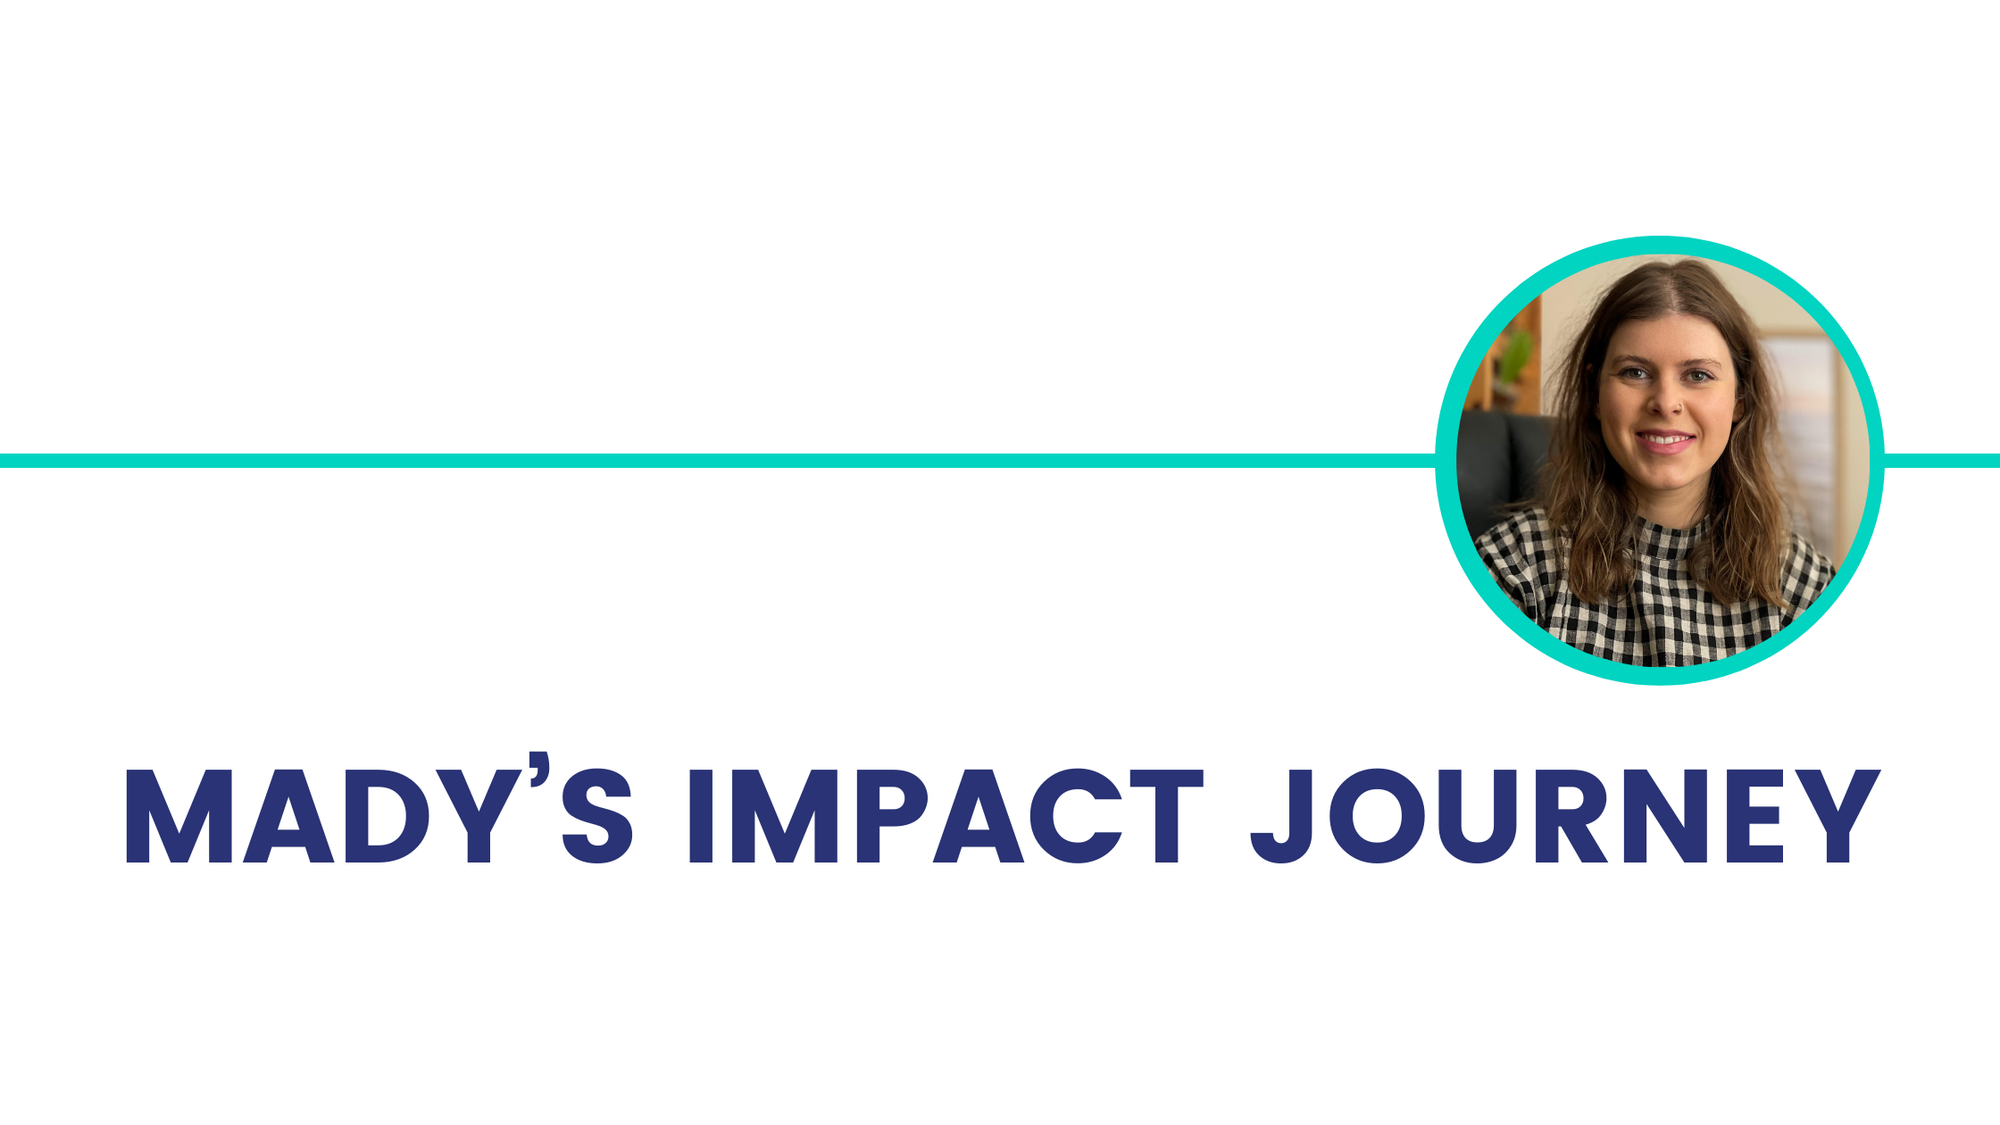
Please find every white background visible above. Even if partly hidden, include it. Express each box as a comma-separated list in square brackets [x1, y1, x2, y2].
[1, 4, 1993, 1122]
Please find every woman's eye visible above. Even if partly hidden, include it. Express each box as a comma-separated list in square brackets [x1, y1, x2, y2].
[1685, 370, 1715, 384]
[1619, 366, 1650, 380]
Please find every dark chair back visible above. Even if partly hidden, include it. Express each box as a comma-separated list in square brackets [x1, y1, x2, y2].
[1457, 412, 1553, 539]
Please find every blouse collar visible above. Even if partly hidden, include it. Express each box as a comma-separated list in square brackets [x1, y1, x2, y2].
[1635, 516, 1703, 560]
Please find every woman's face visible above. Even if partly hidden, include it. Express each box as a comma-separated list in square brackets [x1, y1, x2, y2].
[1594, 314, 1739, 523]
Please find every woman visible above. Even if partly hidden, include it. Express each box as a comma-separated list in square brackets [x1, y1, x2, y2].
[1475, 259, 1833, 666]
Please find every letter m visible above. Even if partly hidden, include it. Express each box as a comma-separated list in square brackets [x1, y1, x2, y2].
[127, 770, 233, 862]
[732, 769, 838, 862]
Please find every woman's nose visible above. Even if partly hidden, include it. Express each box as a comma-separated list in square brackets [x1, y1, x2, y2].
[1649, 384, 1682, 415]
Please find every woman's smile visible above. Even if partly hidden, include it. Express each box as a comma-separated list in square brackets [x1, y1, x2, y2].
[1637, 428, 1696, 454]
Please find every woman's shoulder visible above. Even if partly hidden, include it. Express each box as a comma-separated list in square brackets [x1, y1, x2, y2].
[1475, 506, 1557, 558]
[1779, 530, 1837, 616]
[1474, 507, 1563, 597]
[1472, 507, 1556, 623]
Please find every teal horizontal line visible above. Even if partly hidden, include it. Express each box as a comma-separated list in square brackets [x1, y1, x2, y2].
[1882, 453, 2000, 468]
[0, 452, 1441, 469]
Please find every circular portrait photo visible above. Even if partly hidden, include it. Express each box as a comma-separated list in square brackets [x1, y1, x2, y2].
[1442, 239, 1879, 682]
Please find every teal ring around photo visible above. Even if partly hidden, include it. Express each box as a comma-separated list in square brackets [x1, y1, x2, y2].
[1434, 235, 1884, 685]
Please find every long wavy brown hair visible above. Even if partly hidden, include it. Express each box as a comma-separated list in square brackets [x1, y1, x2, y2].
[1540, 258, 1792, 605]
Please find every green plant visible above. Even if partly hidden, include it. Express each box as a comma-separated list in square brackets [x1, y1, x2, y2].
[1498, 330, 1535, 386]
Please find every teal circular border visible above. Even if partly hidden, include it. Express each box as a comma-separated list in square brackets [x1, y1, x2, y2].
[1436, 235, 1884, 685]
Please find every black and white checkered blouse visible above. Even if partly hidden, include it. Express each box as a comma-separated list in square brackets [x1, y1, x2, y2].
[1474, 507, 1834, 666]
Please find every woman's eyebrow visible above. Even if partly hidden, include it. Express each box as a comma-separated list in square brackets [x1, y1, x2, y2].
[1609, 354, 1723, 368]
